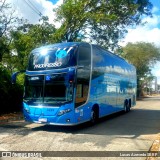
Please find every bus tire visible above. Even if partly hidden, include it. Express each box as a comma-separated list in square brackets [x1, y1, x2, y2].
[124, 100, 130, 113]
[90, 107, 99, 124]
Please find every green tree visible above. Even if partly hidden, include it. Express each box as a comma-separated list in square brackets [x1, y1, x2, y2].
[8, 16, 56, 71]
[0, 63, 23, 115]
[0, 0, 22, 62]
[121, 42, 160, 97]
[0, 0, 24, 115]
[54, 0, 152, 49]
[19, 16, 57, 45]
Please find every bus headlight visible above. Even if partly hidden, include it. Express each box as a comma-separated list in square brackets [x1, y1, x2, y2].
[58, 109, 72, 116]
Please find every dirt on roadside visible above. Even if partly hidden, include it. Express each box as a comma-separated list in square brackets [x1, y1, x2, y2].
[0, 112, 23, 124]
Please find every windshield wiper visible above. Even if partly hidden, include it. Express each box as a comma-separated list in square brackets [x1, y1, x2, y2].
[44, 98, 71, 104]
[45, 98, 58, 102]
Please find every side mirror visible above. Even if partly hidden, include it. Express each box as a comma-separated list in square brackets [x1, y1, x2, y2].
[11, 70, 25, 84]
[11, 72, 19, 84]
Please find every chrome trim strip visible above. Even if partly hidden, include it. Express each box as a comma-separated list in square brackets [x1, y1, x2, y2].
[25, 72, 68, 76]
[26, 66, 76, 73]
[27, 106, 60, 109]
[33, 119, 90, 126]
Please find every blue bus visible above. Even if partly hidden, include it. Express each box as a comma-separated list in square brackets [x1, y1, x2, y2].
[13, 42, 137, 125]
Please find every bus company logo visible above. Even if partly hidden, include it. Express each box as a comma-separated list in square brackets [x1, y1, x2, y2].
[55, 50, 67, 59]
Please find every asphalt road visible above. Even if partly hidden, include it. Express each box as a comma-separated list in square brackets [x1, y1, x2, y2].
[0, 96, 160, 160]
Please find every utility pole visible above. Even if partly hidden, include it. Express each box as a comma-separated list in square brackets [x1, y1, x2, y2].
[155, 77, 158, 94]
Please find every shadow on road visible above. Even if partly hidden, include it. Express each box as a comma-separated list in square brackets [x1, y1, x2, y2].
[31, 111, 125, 133]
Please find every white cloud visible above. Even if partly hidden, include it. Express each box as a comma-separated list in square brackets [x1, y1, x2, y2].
[152, 6, 159, 14]
[120, 26, 160, 47]
[142, 15, 160, 28]
[8, 0, 63, 27]
[119, 4, 160, 47]
[119, 14, 160, 47]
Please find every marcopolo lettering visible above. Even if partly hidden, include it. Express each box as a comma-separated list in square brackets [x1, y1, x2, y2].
[34, 62, 62, 69]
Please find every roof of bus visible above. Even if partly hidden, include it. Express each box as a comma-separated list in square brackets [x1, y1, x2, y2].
[32, 42, 84, 52]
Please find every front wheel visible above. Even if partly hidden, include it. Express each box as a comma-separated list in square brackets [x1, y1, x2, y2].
[90, 109, 98, 124]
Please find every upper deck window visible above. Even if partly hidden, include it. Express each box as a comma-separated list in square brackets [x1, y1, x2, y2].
[28, 45, 77, 71]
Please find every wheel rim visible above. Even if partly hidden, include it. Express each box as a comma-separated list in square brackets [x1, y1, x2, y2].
[91, 110, 96, 123]
[124, 104, 127, 112]
[127, 103, 130, 111]
[124, 102, 130, 112]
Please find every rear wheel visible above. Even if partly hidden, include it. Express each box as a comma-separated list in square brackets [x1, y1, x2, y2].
[127, 103, 130, 112]
[124, 101, 130, 113]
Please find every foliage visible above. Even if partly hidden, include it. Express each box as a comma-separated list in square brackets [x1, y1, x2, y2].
[0, 0, 23, 62]
[0, 64, 23, 115]
[18, 16, 57, 45]
[5, 16, 57, 71]
[121, 42, 160, 77]
[0, 0, 23, 114]
[0, 14, 57, 114]
[54, 0, 153, 49]
[0, 0, 16, 37]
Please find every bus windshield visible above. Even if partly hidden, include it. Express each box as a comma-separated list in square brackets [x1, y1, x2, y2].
[27, 45, 77, 71]
[24, 74, 73, 106]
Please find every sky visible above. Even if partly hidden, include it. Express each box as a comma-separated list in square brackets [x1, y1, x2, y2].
[8, 0, 62, 27]
[7, 0, 160, 83]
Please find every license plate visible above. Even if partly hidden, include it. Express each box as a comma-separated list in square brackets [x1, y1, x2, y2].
[38, 118, 47, 123]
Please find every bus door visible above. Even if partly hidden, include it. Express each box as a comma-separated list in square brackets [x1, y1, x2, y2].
[75, 44, 91, 121]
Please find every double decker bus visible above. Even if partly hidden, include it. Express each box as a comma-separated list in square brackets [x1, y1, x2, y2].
[13, 42, 137, 125]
